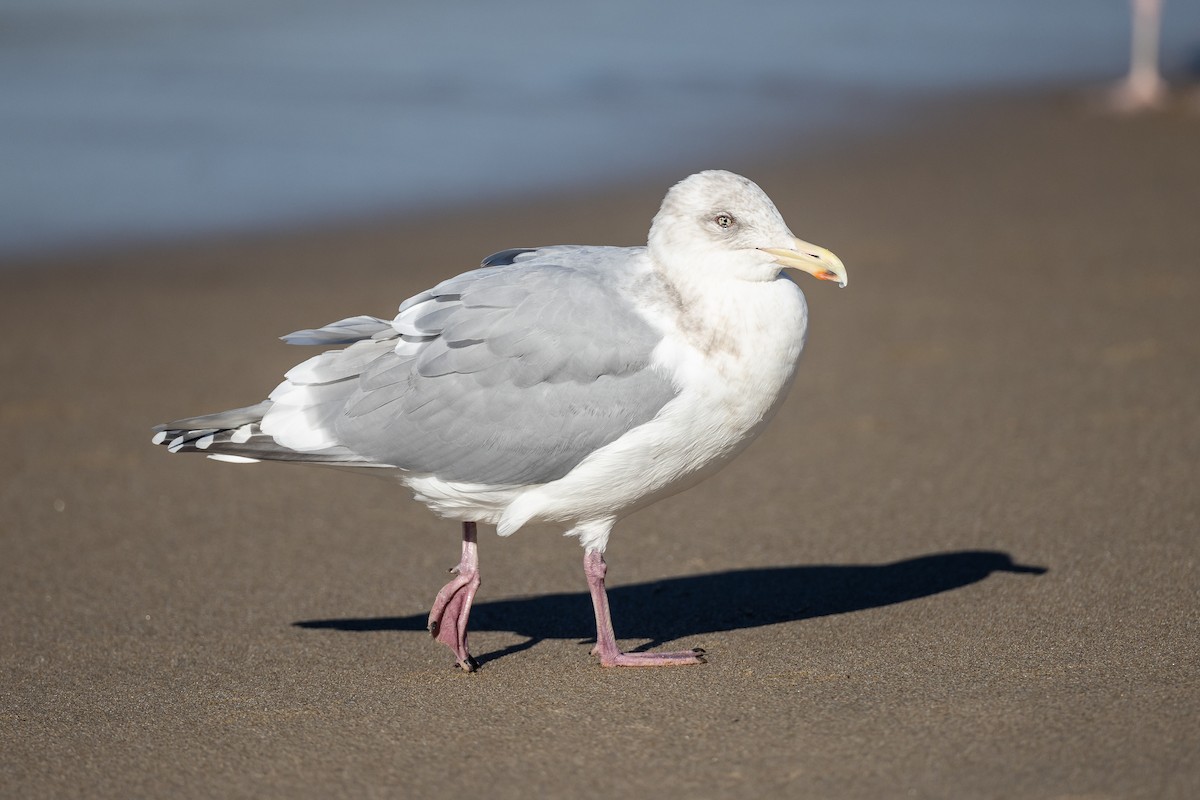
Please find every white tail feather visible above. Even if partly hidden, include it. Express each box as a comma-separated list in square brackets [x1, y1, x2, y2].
[207, 454, 261, 464]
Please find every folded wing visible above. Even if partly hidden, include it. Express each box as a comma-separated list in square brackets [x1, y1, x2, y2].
[159, 247, 678, 487]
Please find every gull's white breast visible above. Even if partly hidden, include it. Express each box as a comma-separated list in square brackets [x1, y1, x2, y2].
[493, 274, 809, 549]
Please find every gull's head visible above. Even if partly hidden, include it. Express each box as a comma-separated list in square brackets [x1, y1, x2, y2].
[647, 170, 846, 287]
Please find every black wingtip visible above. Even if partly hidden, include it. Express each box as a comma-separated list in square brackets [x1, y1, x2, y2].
[480, 247, 539, 268]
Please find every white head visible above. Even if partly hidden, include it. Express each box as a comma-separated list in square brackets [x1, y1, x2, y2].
[647, 170, 846, 287]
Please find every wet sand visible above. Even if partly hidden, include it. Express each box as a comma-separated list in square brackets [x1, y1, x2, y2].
[2, 93, 1198, 798]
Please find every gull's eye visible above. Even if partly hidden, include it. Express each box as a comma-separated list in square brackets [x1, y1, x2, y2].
[714, 213, 736, 230]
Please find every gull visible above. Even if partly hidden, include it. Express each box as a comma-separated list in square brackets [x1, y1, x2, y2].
[1108, 0, 1168, 112]
[152, 170, 847, 670]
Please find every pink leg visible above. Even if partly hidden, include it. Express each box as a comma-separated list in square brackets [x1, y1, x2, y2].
[584, 549, 706, 667]
[427, 521, 482, 671]
[1108, 0, 1167, 112]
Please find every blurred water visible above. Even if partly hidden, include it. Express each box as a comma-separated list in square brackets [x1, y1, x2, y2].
[1, 0, 1197, 257]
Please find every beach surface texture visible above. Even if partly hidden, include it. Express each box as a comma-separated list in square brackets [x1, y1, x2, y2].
[2, 94, 1197, 798]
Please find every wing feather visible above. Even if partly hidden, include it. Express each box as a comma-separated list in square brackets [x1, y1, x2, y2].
[334, 248, 677, 484]
[159, 246, 677, 487]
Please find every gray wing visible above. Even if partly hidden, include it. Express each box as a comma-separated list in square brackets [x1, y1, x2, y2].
[333, 248, 678, 485]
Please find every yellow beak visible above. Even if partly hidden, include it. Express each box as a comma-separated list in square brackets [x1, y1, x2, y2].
[759, 237, 848, 288]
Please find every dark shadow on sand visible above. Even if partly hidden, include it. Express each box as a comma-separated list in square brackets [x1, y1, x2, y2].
[295, 550, 1045, 665]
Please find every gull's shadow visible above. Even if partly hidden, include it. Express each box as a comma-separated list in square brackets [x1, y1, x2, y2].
[295, 550, 1045, 666]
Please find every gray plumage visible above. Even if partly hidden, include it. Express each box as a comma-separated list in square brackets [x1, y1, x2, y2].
[153, 246, 679, 486]
[155, 402, 271, 433]
[281, 315, 395, 346]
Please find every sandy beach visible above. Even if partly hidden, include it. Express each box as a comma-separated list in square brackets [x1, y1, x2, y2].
[2, 93, 1198, 798]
